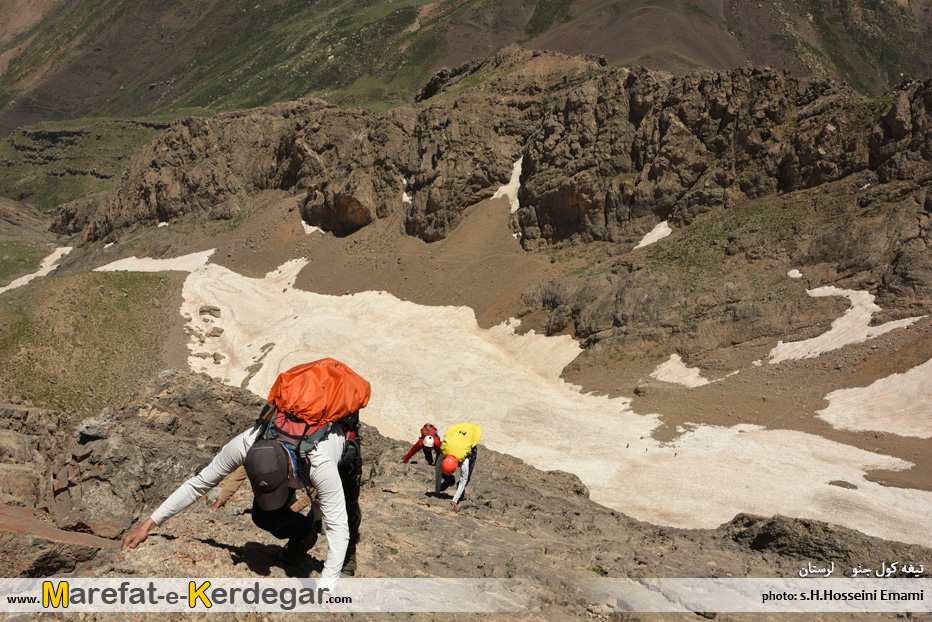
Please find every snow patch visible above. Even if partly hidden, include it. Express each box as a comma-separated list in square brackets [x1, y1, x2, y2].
[769, 287, 925, 364]
[634, 221, 672, 249]
[650, 354, 712, 387]
[95, 249, 215, 273]
[402, 192, 412, 205]
[302, 221, 321, 235]
[158, 222, 169, 228]
[491, 157, 522, 214]
[0, 246, 73, 294]
[788, 269, 802, 279]
[817, 357, 932, 438]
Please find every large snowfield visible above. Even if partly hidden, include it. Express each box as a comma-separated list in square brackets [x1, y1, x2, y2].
[90, 249, 932, 549]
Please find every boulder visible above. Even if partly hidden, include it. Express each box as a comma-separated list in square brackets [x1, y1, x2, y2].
[724, 513, 931, 567]
[0, 505, 118, 577]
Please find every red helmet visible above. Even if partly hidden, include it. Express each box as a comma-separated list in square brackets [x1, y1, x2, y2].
[441, 455, 459, 475]
[421, 423, 437, 437]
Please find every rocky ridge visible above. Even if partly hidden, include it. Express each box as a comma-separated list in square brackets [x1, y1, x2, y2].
[50, 49, 932, 363]
[1, 371, 930, 620]
[54, 49, 932, 248]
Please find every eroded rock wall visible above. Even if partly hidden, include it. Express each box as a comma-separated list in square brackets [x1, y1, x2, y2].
[53, 49, 932, 250]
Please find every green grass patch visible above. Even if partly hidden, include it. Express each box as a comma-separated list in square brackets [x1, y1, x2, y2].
[769, 33, 798, 52]
[0, 270, 182, 417]
[646, 199, 819, 276]
[524, 0, 574, 36]
[682, 2, 713, 20]
[0, 241, 47, 285]
[791, 0, 922, 94]
[1, 0, 457, 122]
[0, 119, 165, 211]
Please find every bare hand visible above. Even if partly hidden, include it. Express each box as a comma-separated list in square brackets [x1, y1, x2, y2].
[451, 501, 460, 513]
[210, 500, 224, 509]
[121, 518, 156, 551]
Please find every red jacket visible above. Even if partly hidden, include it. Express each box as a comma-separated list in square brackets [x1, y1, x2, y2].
[402, 433, 442, 463]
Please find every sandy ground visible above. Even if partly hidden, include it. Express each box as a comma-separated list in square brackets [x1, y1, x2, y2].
[90, 194, 932, 550]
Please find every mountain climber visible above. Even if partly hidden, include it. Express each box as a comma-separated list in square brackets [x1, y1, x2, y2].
[401, 423, 442, 465]
[121, 358, 368, 591]
[437, 422, 482, 513]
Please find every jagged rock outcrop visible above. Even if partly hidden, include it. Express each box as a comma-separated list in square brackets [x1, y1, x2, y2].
[50, 370, 263, 538]
[519, 160, 932, 350]
[0, 404, 74, 514]
[271, 106, 407, 234]
[52, 49, 932, 252]
[724, 514, 931, 567]
[53, 101, 326, 240]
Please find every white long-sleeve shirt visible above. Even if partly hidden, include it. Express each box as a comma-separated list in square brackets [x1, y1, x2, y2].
[149, 426, 348, 591]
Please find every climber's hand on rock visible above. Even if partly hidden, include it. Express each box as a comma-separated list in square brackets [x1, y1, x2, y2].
[121, 518, 156, 551]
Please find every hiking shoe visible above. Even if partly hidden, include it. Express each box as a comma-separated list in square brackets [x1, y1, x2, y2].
[279, 520, 321, 566]
[341, 552, 357, 576]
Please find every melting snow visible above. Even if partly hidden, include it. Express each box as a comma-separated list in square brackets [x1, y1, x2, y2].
[302, 221, 321, 235]
[158, 222, 169, 228]
[94, 250, 215, 273]
[650, 354, 712, 387]
[769, 287, 925, 364]
[817, 357, 932, 438]
[634, 221, 672, 249]
[788, 269, 802, 279]
[86, 256, 932, 548]
[402, 192, 412, 205]
[0, 246, 73, 294]
[491, 157, 522, 214]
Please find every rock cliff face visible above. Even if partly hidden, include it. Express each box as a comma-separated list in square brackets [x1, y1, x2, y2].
[49, 48, 932, 360]
[0, 404, 73, 514]
[53, 49, 932, 251]
[53, 103, 313, 240]
[49, 370, 264, 539]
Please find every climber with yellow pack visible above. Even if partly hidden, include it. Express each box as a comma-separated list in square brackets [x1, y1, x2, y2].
[436, 422, 482, 513]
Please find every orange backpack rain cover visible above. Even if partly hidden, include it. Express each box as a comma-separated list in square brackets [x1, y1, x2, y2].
[267, 358, 371, 426]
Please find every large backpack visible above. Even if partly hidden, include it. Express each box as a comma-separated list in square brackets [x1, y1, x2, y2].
[255, 358, 370, 462]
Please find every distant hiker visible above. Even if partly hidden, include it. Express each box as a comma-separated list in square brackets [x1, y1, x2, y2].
[437, 423, 482, 513]
[121, 358, 369, 591]
[401, 423, 442, 466]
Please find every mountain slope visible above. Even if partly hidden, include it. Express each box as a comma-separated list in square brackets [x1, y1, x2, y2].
[5, 371, 930, 622]
[52, 49, 932, 321]
[1, 47, 931, 611]
[1, 0, 931, 137]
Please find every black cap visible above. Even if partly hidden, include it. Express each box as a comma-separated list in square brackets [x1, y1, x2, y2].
[244, 440, 290, 511]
